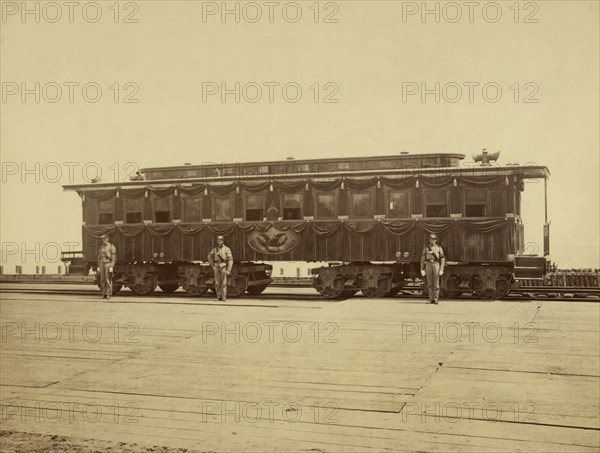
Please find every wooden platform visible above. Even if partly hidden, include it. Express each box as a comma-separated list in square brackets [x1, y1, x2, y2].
[1, 287, 598, 452]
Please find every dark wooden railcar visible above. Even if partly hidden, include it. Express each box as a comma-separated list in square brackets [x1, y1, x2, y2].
[64, 153, 549, 298]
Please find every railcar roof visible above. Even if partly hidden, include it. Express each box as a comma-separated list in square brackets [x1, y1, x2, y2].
[63, 161, 550, 191]
[138, 153, 467, 173]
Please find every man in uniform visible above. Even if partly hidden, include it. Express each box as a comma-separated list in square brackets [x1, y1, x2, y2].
[97, 234, 117, 300]
[420, 233, 445, 304]
[208, 235, 233, 301]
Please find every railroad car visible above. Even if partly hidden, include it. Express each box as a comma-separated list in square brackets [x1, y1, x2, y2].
[63, 152, 550, 299]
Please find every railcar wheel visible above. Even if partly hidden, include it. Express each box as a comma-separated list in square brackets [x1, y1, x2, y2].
[129, 274, 157, 295]
[159, 283, 179, 293]
[318, 288, 344, 299]
[386, 287, 401, 297]
[183, 285, 207, 296]
[361, 277, 390, 298]
[361, 287, 388, 298]
[246, 284, 268, 296]
[482, 289, 496, 300]
[475, 287, 495, 300]
[227, 275, 248, 298]
[443, 276, 461, 299]
[493, 278, 510, 300]
[472, 275, 484, 299]
[314, 268, 345, 300]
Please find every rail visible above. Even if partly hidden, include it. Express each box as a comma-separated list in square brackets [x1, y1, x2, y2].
[1, 275, 598, 299]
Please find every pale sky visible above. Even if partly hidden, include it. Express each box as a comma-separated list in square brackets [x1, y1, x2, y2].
[1, 0, 599, 271]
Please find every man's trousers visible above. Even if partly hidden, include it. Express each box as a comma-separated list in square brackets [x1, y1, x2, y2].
[213, 264, 228, 299]
[99, 262, 113, 296]
[425, 262, 440, 301]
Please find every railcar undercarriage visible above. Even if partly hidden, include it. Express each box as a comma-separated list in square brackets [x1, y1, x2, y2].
[95, 262, 272, 297]
[311, 262, 514, 300]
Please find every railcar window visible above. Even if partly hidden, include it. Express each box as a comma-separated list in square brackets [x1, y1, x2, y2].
[213, 196, 233, 221]
[154, 197, 171, 223]
[425, 190, 448, 218]
[125, 198, 142, 224]
[388, 192, 410, 218]
[246, 194, 265, 221]
[283, 194, 302, 220]
[242, 165, 260, 177]
[316, 193, 336, 219]
[426, 205, 447, 217]
[465, 190, 488, 217]
[98, 200, 114, 224]
[465, 205, 486, 217]
[183, 197, 202, 222]
[351, 193, 372, 218]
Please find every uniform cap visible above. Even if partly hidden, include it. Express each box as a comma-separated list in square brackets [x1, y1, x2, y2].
[429, 233, 437, 239]
[101, 234, 109, 239]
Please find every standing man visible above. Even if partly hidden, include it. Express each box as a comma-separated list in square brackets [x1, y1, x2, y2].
[208, 235, 233, 301]
[97, 234, 117, 300]
[420, 233, 445, 304]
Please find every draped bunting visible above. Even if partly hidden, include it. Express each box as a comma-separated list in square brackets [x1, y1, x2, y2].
[119, 188, 147, 199]
[272, 221, 307, 233]
[82, 189, 119, 201]
[79, 170, 521, 265]
[85, 218, 510, 239]
[77, 175, 508, 201]
[177, 223, 206, 235]
[119, 225, 149, 237]
[273, 180, 308, 192]
[83, 218, 515, 264]
[418, 219, 455, 234]
[379, 220, 417, 236]
[309, 221, 342, 238]
[455, 218, 510, 233]
[381, 176, 417, 189]
[146, 224, 177, 237]
[208, 183, 237, 195]
[419, 175, 454, 188]
[204, 223, 237, 236]
[310, 179, 343, 191]
[150, 186, 177, 198]
[343, 177, 379, 190]
[343, 221, 380, 235]
[456, 176, 507, 187]
[178, 185, 207, 196]
[86, 225, 118, 238]
[237, 181, 271, 193]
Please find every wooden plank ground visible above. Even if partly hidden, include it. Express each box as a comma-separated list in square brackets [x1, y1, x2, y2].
[1, 287, 599, 452]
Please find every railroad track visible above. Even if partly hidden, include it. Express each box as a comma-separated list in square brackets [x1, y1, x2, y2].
[1, 281, 598, 302]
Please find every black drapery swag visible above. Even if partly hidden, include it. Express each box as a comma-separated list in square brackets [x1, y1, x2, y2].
[78, 175, 509, 204]
[85, 218, 513, 263]
[85, 218, 510, 239]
